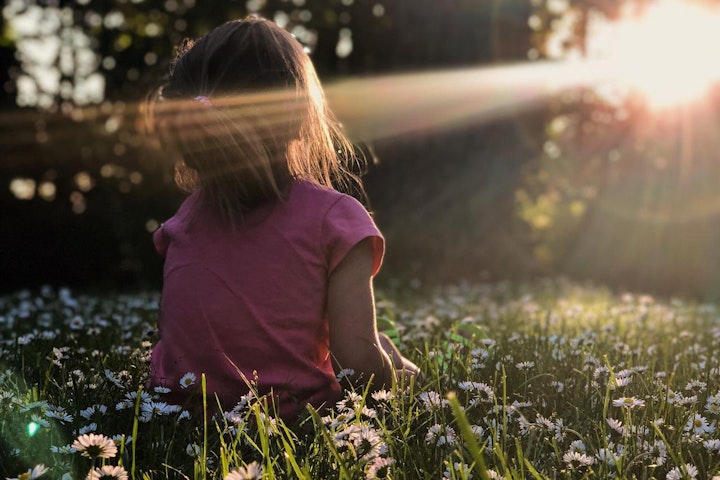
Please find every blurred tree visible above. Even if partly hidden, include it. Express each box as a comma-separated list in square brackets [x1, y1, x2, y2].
[1, 0, 544, 291]
[518, 0, 720, 298]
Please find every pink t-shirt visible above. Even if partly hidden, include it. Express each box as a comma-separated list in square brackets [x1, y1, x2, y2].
[149, 180, 384, 418]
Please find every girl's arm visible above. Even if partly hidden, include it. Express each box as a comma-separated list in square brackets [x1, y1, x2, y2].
[328, 238, 417, 389]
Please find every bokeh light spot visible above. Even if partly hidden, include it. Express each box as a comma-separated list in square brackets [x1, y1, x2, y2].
[70, 191, 86, 214]
[174, 18, 187, 32]
[113, 143, 127, 156]
[298, 9, 312, 22]
[246, 0, 266, 12]
[143, 52, 157, 66]
[145, 219, 160, 232]
[103, 11, 125, 29]
[144, 22, 161, 37]
[114, 33, 132, 51]
[38, 181, 56, 201]
[102, 56, 116, 70]
[105, 115, 121, 133]
[100, 164, 115, 178]
[9, 177, 36, 200]
[273, 11, 289, 28]
[335, 28, 353, 58]
[129, 171, 143, 185]
[74, 171, 95, 192]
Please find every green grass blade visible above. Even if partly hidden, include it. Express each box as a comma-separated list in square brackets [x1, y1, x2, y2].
[448, 391, 490, 480]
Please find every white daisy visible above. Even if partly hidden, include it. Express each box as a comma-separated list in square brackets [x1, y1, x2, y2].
[325, 411, 355, 430]
[141, 401, 180, 417]
[336, 391, 363, 412]
[370, 389, 393, 402]
[666, 463, 698, 480]
[550, 380, 565, 392]
[612, 396, 645, 408]
[335, 368, 355, 381]
[685, 414, 715, 436]
[666, 389, 682, 404]
[80, 406, 95, 420]
[612, 376, 632, 389]
[71, 433, 117, 459]
[225, 461, 263, 480]
[534, 414, 555, 430]
[6, 464, 48, 480]
[569, 440, 586, 453]
[596, 448, 618, 466]
[486, 469, 506, 479]
[417, 391, 449, 410]
[86, 465, 128, 480]
[30, 414, 50, 429]
[703, 439, 720, 453]
[110, 434, 131, 446]
[563, 451, 595, 468]
[458, 381, 495, 404]
[685, 380, 707, 393]
[361, 406, 378, 419]
[605, 418, 627, 436]
[443, 461, 473, 479]
[186, 443, 201, 457]
[78, 423, 98, 434]
[50, 444, 76, 454]
[179, 372, 197, 389]
[365, 457, 393, 479]
[45, 406, 74, 424]
[425, 424, 456, 447]
[516, 361, 535, 370]
[706, 396, 720, 415]
[352, 426, 386, 461]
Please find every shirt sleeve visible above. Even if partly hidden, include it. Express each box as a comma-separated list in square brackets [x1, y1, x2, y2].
[153, 224, 169, 257]
[324, 195, 385, 277]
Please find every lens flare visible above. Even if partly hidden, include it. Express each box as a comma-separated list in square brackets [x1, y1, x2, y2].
[26, 421, 40, 437]
[586, 0, 720, 109]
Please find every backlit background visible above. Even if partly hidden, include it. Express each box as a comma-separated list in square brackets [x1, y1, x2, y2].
[3, 0, 720, 298]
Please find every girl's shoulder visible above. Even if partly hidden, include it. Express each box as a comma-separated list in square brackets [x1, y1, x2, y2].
[289, 179, 377, 231]
[175, 191, 202, 219]
[290, 179, 354, 208]
[286, 180, 373, 231]
[161, 191, 204, 230]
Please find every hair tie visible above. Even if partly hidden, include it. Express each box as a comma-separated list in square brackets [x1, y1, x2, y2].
[194, 95, 212, 106]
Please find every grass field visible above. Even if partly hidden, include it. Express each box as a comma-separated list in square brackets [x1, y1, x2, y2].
[2, 279, 720, 479]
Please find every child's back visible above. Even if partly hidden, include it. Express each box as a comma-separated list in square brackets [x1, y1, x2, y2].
[150, 180, 383, 417]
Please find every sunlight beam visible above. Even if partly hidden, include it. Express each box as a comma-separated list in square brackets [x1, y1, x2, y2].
[325, 61, 602, 141]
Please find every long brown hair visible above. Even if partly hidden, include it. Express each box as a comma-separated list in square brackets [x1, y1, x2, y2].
[148, 18, 362, 224]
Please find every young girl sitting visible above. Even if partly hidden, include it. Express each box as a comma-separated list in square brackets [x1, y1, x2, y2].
[147, 17, 419, 418]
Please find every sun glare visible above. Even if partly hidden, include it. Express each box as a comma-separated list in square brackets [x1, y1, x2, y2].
[590, 0, 720, 108]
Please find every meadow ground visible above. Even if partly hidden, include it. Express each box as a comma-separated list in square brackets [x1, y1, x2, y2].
[2, 279, 720, 479]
